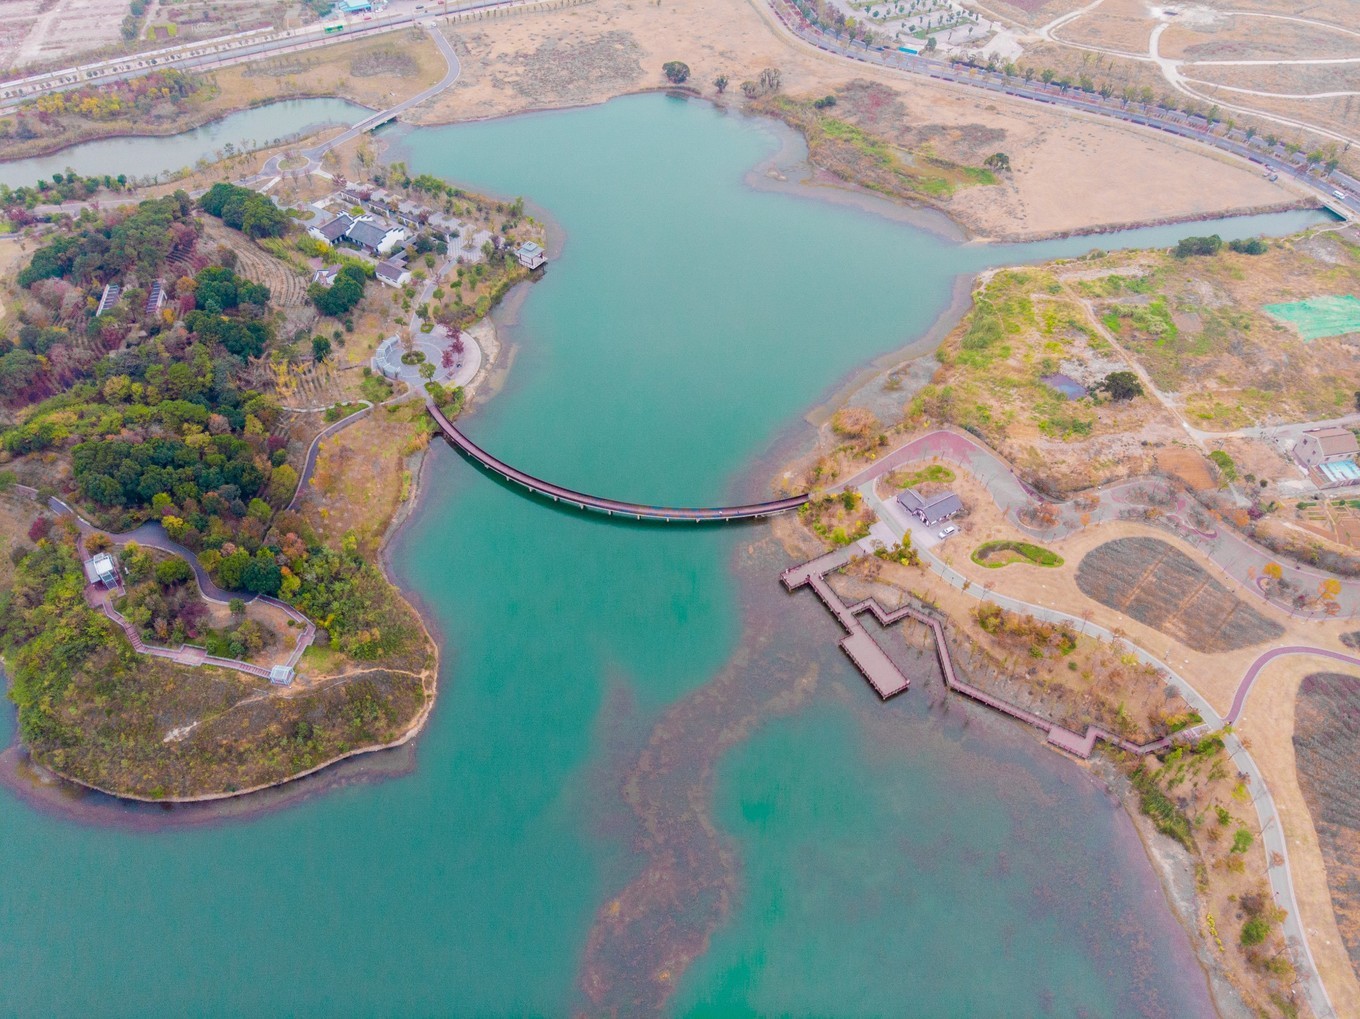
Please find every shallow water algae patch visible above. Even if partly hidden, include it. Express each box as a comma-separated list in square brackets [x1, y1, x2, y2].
[1075, 536, 1283, 652]
[1264, 295, 1360, 341]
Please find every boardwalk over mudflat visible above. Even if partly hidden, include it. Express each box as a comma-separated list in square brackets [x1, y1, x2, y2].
[782, 550, 1172, 759]
[428, 404, 811, 521]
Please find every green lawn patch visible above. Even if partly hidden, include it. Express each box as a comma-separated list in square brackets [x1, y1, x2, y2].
[971, 540, 1064, 569]
[1264, 295, 1360, 341]
[886, 463, 955, 488]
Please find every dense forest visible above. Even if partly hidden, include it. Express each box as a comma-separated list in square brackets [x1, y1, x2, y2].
[1, 193, 412, 653]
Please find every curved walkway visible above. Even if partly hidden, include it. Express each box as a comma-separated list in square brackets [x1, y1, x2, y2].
[256, 23, 461, 178]
[14, 487, 315, 679]
[287, 402, 374, 512]
[1228, 646, 1360, 725]
[428, 403, 811, 521]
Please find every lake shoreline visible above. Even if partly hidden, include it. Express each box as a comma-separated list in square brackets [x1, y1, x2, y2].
[3, 86, 1322, 247]
[0, 95, 380, 166]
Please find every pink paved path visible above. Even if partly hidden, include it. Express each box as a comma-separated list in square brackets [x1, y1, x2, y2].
[1228, 646, 1360, 724]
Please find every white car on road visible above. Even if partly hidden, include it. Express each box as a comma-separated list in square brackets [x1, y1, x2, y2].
[938, 525, 958, 539]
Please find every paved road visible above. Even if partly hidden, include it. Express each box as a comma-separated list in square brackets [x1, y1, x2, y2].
[255, 21, 462, 178]
[287, 402, 374, 513]
[761, 0, 1359, 222]
[0, 0, 529, 114]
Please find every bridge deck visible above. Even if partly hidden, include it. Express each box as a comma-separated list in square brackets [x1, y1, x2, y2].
[428, 404, 810, 521]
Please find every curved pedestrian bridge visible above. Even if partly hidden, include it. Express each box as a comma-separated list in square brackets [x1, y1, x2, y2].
[428, 404, 810, 521]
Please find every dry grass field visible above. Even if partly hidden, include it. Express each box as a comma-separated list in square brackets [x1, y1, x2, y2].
[299, 406, 427, 555]
[1162, 15, 1360, 63]
[419, 0, 1287, 241]
[1046, 0, 1153, 54]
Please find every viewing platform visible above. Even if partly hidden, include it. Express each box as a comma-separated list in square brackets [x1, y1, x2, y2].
[782, 548, 1174, 758]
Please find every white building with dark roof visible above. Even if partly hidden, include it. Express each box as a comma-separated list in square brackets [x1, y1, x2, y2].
[309, 213, 356, 245]
[375, 259, 411, 287]
[897, 487, 964, 526]
[345, 219, 406, 256]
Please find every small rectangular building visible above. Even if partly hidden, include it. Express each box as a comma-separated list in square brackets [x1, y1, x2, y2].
[1295, 426, 1359, 469]
[897, 487, 963, 526]
[515, 241, 546, 270]
[310, 264, 341, 288]
[375, 259, 411, 288]
[83, 552, 119, 588]
[269, 665, 295, 686]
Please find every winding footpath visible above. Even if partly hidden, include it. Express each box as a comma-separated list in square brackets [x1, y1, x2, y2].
[13, 486, 315, 683]
[255, 22, 462, 179]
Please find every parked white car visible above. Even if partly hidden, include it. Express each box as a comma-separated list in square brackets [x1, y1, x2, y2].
[938, 525, 958, 539]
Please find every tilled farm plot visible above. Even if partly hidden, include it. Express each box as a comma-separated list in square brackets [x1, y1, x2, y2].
[1294, 672, 1360, 969]
[1075, 536, 1283, 652]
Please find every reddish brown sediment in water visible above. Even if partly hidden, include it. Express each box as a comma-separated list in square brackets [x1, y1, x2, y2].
[579, 535, 820, 1012]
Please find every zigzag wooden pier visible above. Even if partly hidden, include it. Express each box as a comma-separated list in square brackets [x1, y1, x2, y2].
[782, 549, 1173, 760]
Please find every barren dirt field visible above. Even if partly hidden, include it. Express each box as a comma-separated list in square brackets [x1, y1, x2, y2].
[1162, 15, 1360, 63]
[1295, 672, 1360, 974]
[418, 0, 1289, 242]
[1047, 0, 1153, 54]
[1075, 536, 1284, 651]
[1, 0, 127, 72]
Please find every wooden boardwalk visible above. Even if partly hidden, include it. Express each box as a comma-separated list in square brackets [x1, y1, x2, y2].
[782, 550, 1173, 759]
[428, 403, 810, 522]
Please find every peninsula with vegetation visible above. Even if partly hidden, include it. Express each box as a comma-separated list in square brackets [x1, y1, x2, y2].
[0, 158, 545, 800]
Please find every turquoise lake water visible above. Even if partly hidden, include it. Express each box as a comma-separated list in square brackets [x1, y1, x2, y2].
[0, 93, 1330, 1014]
[0, 97, 369, 189]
